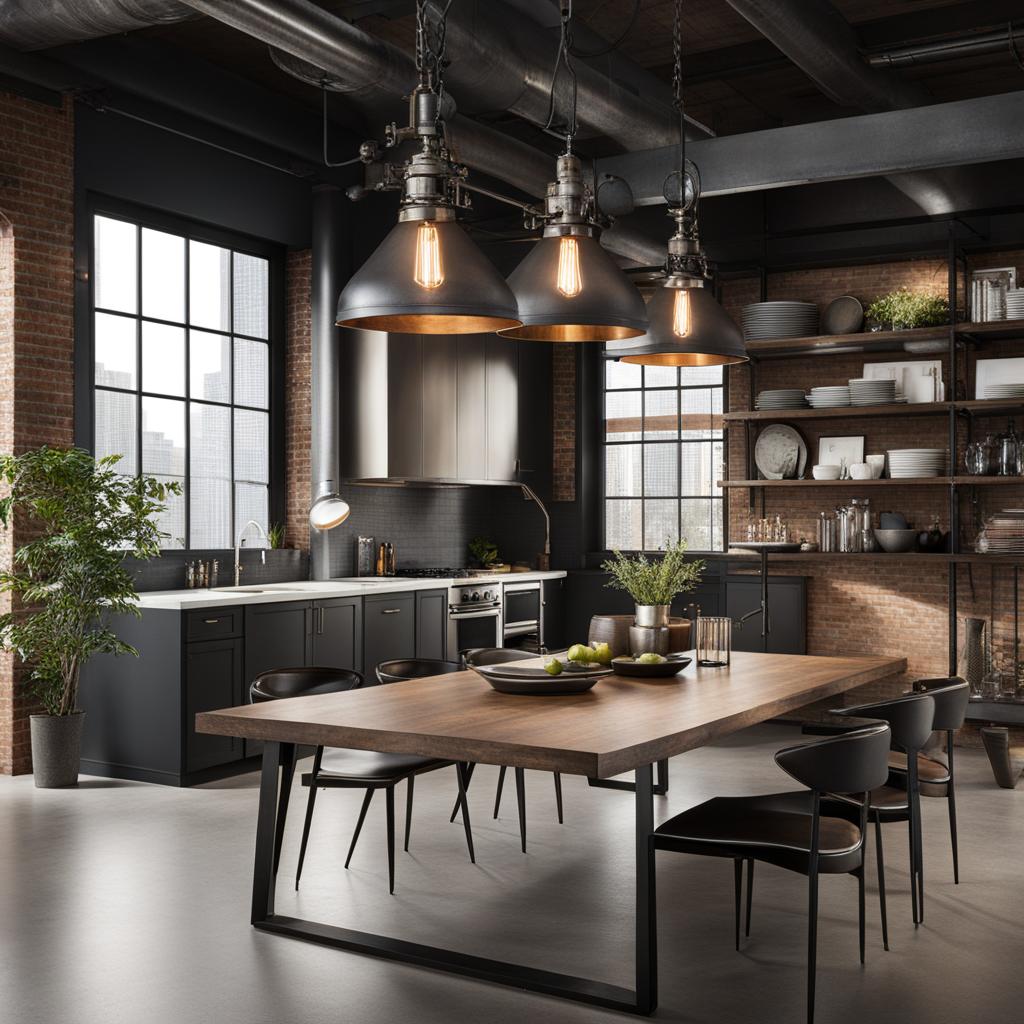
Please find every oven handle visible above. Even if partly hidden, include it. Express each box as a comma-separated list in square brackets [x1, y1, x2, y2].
[503, 582, 541, 593]
[449, 607, 502, 620]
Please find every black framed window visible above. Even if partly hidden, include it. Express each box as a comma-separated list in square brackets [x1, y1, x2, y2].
[603, 360, 725, 552]
[90, 207, 278, 549]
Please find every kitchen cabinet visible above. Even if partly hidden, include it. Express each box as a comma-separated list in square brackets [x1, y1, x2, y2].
[312, 596, 363, 673]
[542, 577, 566, 650]
[726, 576, 806, 655]
[244, 601, 312, 684]
[364, 592, 416, 679]
[415, 589, 448, 661]
[185, 637, 243, 772]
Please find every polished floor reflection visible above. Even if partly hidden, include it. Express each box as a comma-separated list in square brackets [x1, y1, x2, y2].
[2, 724, 1022, 1024]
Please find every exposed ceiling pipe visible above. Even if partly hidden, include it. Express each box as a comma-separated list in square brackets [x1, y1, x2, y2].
[0, 0, 193, 50]
[724, 0, 970, 216]
[867, 25, 1024, 68]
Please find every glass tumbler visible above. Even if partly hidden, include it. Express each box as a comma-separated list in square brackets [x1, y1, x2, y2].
[696, 616, 732, 667]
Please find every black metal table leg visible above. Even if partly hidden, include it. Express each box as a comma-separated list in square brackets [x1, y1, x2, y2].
[588, 758, 669, 795]
[248, 745, 660, 1014]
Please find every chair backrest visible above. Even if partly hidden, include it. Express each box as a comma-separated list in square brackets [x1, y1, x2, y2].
[250, 666, 363, 703]
[375, 658, 464, 685]
[775, 723, 892, 795]
[462, 647, 534, 668]
[838, 691, 936, 753]
[912, 677, 969, 731]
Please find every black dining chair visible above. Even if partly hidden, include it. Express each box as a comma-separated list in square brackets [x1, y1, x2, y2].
[890, 678, 969, 885]
[451, 648, 565, 852]
[649, 723, 892, 1024]
[250, 666, 475, 895]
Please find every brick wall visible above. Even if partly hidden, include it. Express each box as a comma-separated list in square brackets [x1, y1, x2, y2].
[0, 92, 76, 775]
[284, 249, 312, 554]
[552, 345, 577, 501]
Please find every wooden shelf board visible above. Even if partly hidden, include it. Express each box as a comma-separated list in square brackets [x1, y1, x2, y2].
[956, 319, 1024, 341]
[724, 551, 1024, 566]
[743, 325, 947, 358]
[955, 399, 1024, 415]
[721, 477, 1024, 488]
[724, 402, 950, 422]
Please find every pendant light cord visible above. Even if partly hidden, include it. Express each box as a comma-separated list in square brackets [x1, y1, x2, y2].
[417, 0, 454, 121]
[673, 0, 685, 195]
[543, 2, 579, 155]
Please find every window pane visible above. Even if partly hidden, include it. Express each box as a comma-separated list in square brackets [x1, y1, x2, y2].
[152, 475, 186, 550]
[95, 389, 137, 473]
[681, 387, 721, 440]
[142, 397, 185, 478]
[713, 440, 724, 496]
[190, 329, 231, 402]
[644, 500, 679, 551]
[235, 483, 269, 541]
[189, 240, 231, 331]
[644, 389, 678, 440]
[141, 228, 185, 322]
[681, 442, 719, 496]
[94, 312, 136, 389]
[681, 364, 723, 387]
[606, 499, 642, 550]
[605, 359, 641, 390]
[605, 390, 641, 442]
[644, 444, 678, 496]
[606, 444, 642, 497]
[142, 322, 185, 396]
[712, 499, 724, 551]
[681, 499, 713, 550]
[94, 216, 136, 314]
[234, 338, 268, 409]
[190, 403, 231, 548]
[234, 408, 268, 484]
[644, 365, 677, 389]
[233, 253, 269, 339]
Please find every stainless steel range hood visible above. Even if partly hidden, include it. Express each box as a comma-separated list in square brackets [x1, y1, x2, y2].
[338, 332, 521, 486]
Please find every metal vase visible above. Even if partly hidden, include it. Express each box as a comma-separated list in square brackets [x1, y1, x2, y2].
[29, 712, 84, 788]
[629, 624, 671, 657]
[958, 618, 987, 696]
[633, 604, 670, 628]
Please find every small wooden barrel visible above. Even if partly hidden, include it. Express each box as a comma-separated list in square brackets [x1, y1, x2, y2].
[588, 614, 634, 658]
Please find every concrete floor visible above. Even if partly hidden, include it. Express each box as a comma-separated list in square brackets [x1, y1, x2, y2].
[2, 723, 1022, 1024]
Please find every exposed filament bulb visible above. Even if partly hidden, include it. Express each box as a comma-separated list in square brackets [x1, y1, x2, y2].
[556, 236, 583, 298]
[672, 289, 690, 337]
[414, 221, 443, 289]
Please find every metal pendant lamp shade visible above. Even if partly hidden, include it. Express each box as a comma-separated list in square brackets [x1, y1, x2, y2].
[335, 218, 521, 334]
[309, 493, 351, 531]
[499, 231, 648, 342]
[612, 281, 747, 367]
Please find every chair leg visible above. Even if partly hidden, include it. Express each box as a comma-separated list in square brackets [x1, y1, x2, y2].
[733, 859, 742, 951]
[404, 775, 414, 852]
[294, 782, 318, 891]
[493, 765, 506, 819]
[455, 762, 476, 864]
[807, 862, 820, 1024]
[345, 789, 374, 869]
[874, 813, 889, 952]
[908, 815, 919, 927]
[857, 865, 866, 965]
[553, 772, 564, 824]
[948, 784, 960, 884]
[515, 767, 527, 853]
[449, 761, 476, 823]
[385, 785, 396, 894]
[913, 793, 925, 925]
[745, 859, 754, 938]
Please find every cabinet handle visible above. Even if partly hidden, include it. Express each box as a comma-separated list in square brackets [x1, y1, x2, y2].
[204, 618, 220, 624]
[382, 608, 402, 615]
[318, 607, 324, 634]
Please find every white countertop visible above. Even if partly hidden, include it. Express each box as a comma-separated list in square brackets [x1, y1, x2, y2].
[135, 570, 567, 610]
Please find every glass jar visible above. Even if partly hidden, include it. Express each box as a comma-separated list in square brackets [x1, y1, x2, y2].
[996, 420, 1020, 476]
[696, 616, 731, 667]
[964, 439, 992, 476]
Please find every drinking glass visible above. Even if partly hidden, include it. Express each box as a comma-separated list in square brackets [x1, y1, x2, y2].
[696, 616, 731, 667]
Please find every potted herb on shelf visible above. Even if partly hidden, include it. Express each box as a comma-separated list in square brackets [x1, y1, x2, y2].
[0, 447, 178, 788]
[865, 289, 949, 331]
[602, 540, 705, 653]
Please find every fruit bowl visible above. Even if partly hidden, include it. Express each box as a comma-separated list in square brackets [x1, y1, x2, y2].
[611, 654, 693, 678]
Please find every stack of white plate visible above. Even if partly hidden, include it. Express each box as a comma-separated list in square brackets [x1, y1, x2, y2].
[807, 386, 851, 408]
[755, 389, 807, 410]
[848, 378, 898, 406]
[983, 382, 1024, 400]
[1005, 289, 1024, 321]
[887, 448, 947, 478]
[741, 301, 819, 340]
[982, 510, 1024, 554]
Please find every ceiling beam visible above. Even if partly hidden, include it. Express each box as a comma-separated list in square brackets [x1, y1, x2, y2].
[596, 91, 1024, 205]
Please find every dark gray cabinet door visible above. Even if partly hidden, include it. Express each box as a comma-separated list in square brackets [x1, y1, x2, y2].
[312, 597, 363, 674]
[415, 589, 448, 661]
[185, 638, 243, 773]
[457, 335, 487, 480]
[244, 601, 313, 685]
[726, 577, 806, 655]
[363, 592, 416, 679]
[542, 578, 565, 651]
[485, 336, 518, 480]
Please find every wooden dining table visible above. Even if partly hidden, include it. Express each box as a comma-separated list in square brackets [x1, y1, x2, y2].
[196, 650, 905, 1016]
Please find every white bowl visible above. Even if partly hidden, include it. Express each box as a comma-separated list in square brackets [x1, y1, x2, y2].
[812, 465, 842, 480]
[848, 463, 873, 480]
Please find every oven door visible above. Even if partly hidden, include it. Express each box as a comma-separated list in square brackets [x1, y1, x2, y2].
[503, 583, 541, 638]
[448, 607, 502, 659]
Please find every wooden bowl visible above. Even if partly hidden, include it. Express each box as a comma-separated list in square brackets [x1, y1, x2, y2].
[588, 614, 634, 658]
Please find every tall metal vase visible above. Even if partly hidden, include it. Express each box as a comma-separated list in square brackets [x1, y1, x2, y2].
[958, 617, 987, 696]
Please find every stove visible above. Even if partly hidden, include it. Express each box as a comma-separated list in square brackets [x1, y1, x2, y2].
[400, 567, 471, 579]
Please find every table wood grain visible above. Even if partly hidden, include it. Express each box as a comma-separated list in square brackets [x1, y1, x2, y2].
[196, 651, 904, 778]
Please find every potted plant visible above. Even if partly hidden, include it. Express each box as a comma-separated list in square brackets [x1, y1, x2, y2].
[0, 447, 178, 788]
[866, 289, 949, 331]
[602, 539, 704, 632]
[469, 536, 507, 572]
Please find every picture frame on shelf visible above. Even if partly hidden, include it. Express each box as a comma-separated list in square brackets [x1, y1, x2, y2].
[818, 436, 865, 479]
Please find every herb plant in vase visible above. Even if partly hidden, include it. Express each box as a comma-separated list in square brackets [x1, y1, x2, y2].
[602, 540, 704, 655]
[0, 448, 179, 787]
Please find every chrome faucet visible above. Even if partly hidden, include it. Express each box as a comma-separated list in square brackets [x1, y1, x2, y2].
[234, 520, 269, 587]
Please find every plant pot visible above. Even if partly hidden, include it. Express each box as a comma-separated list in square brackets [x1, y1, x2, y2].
[634, 604, 670, 628]
[30, 712, 85, 788]
[629, 624, 670, 657]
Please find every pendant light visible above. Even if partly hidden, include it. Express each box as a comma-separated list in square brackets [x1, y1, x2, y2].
[608, 0, 746, 367]
[498, 5, 647, 342]
[335, 2, 521, 334]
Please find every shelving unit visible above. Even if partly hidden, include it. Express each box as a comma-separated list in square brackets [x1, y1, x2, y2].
[721, 477, 1024, 488]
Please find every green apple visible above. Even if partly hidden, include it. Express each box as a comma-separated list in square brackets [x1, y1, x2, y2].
[544, 658, 564, 676]
[566, 643, 594, 664]
[637, 652, 666, 665]
[590, 642, 612, 665]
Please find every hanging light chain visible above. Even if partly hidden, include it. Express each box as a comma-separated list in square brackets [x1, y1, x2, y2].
[543, 2, 579, 154]
[416, 0, 454, 119]
[672, 0, 690, 211]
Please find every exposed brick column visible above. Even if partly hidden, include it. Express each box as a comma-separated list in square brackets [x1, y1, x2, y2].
[552, 345, 576, 502]
[284, 249, 312, 554]
[0, 92, 75, 775]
